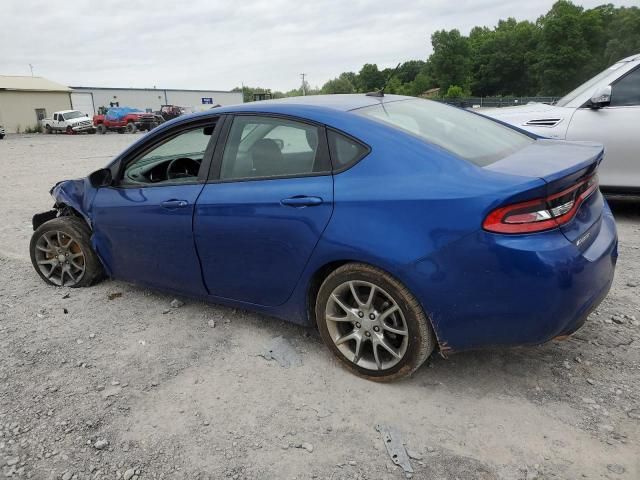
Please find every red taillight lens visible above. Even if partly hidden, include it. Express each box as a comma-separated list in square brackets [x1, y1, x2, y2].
[483, 175, 598, 234]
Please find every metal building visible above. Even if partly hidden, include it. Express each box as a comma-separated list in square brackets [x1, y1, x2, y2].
[0, 76, 72, 133]
[70, 87, 243, 116]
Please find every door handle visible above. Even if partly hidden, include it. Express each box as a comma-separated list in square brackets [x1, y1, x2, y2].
[161, 199, 189, 209]
[281, 196, 323, 207]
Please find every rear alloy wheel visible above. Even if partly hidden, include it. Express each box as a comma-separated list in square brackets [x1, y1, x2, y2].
[30, 216, 104, 288]
[316, 263, 436, 381]
[126, 122, 137, 133]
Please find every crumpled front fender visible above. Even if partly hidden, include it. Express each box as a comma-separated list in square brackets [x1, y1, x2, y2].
[50, 178, 96, 227]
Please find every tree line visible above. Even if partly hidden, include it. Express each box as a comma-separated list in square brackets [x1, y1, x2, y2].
[235, 1, 639, 100]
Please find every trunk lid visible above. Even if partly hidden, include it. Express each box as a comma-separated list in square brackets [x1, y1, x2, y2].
[486, 139, 604, 247]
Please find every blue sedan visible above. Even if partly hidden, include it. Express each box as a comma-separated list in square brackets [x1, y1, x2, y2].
[30, 94, 618, 381]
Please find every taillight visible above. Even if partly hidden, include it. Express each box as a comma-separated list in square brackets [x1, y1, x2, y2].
[483, 175, 598, 234]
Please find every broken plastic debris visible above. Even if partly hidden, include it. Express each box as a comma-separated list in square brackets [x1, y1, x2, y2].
[375, 424, 414, 474]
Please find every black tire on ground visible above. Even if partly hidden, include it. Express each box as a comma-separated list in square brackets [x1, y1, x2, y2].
[96, 124, 106, 134]
[66, 126, 73, 135]
[315, 263, 436, 382]
[45, 124, 53, 134]
[0, 134, 4, 140]
[126, 122, 137, 133]
[29, 216, 104, 288]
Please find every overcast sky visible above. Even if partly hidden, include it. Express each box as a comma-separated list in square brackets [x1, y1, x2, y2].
[0, 0, 636, 92]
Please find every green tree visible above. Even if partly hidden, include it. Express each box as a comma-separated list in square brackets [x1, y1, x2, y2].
[445, 85, 465, 98]
[357, 64, 386, 92]
[428, 29, 471, 93]
[603, 6, 640, 64]
[532, 0, 607, 95]
[469, 19, 539, 96]
[321, 73, 356, 94]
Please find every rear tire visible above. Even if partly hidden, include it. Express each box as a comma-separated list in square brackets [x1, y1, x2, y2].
[315, 263, 436, 382]
[45, 124, 52, 134]
[66, 126, 73, 135]
[126, 122, 137, 133]
[30, 216, 104, 288]
[96, 124, 106, 134]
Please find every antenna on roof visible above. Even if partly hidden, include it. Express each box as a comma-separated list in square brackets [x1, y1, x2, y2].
[366, 63, 401, 97]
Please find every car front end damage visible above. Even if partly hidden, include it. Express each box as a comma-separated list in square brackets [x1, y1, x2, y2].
[33, 179, 95, 232]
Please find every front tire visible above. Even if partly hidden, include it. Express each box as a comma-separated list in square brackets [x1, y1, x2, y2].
[30, 216, 104, 288]
[96, 124, 106, 134]
[315, 263, 436, 382]
[126, 122, 137, 133]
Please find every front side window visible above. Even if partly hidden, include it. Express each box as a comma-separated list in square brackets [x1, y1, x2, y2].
[120, 125, 215, 186]
[220, 116, 328, 180]
[355, 98, 533, 166]
[610, 67, 640, 107]
[64, 111, 85, 120]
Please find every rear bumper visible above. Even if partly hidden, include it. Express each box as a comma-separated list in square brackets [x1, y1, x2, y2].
[408, 203, 618, 352]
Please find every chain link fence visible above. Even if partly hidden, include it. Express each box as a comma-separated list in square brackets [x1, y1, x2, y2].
[434, 96, 559, 109]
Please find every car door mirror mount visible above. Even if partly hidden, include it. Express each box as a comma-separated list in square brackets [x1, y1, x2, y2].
[590, 85, 611, 109]
[89, 168, 113, 188]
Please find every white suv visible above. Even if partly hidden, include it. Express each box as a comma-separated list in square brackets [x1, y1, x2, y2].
[483, 53, 640, 193]
[43, 110, 95, 134]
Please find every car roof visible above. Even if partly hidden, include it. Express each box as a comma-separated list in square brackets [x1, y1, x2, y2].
[620, 52, 640, 63]
[208, 94, 412, 115]
[56, 110, 81, 114]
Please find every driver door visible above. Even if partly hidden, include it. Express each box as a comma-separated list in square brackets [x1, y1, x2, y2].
[90, 118, 221, 294]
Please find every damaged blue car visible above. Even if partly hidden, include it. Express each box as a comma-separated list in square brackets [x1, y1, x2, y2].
[30, 95, 618, 381]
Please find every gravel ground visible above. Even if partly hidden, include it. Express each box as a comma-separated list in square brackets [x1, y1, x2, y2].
[0, 133, 639, 480]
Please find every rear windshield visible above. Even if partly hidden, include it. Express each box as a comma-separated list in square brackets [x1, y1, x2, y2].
[354, 98, 533, 166]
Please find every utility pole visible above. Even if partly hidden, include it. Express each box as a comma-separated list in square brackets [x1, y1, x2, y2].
[28, 64, 34, 77]
[300, 73, 306, 96]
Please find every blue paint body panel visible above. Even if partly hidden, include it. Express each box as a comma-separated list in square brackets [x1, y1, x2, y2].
[48, 94, 618, 353]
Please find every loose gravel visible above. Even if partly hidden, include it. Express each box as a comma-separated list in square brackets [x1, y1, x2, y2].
[0, 133, 638, 479]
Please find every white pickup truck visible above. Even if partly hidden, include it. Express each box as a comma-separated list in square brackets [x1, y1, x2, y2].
[42, 110, 95, 134]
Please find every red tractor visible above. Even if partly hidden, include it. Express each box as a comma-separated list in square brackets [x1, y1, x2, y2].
[93, 107, 164, 134]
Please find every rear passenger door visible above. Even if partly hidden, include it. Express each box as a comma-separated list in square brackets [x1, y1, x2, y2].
[194, 115, 333, 306]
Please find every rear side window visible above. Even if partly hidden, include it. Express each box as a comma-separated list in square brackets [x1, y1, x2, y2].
[610, 67, 640, 107]
[355, 98, 534, 166]
[327, 130, 369, 170]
